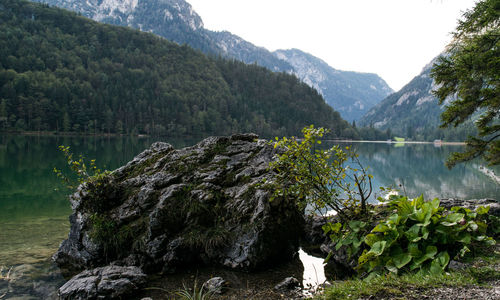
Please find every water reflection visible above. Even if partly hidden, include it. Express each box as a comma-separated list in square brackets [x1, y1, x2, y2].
[0, 134, 199, 268]
[298, 248, 326, 294]
[333, 142, 500, 201]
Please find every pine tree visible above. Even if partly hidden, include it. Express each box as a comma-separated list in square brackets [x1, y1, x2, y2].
[63, 112, 71, 132]
[0, 99, 7, 130]
[431, 0, 499, 167]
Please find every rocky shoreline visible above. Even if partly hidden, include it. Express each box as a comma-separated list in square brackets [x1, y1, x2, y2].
[37, 133, 500, 299]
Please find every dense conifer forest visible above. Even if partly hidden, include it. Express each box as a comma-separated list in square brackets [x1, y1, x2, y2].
[0, 0, 356, 138]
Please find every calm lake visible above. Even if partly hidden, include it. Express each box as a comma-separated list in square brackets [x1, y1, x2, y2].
[0, 134, 498, 298]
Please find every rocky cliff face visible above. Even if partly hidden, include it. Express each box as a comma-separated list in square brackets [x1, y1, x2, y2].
[360, 57, 443, 131]
[54, 134, 304, 275]
[32, 0, 293, 72]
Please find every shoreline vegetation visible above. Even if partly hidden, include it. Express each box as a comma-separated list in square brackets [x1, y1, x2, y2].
[330, 139, 466, 146]
[271, 127, 499, 300]
[0, 131, 467, 145]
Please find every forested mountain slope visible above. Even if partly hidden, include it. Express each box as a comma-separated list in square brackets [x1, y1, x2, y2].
[359, 57, 475, 141]
[0, 0, 352, 138]
[31, 0, 391, 122]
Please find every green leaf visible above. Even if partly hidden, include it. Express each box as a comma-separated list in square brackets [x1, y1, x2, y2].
[411, 245, 437, 269]
[387, 213, 401, 225]
[348, 220, 366, 233]
[476, 206, 490, 215]
[457, 232, 471, 244]
[385, 259, 398, 273]
[413, 195, 424, 208]
[393, 252, 412, 269]
[473, 235, 486, 242]
[430, 251, 450, 274]
[397, 199, 414, 219]
[421, 226, 430, 240]
[364, 233, 383, 247]
[358, 249, 371, 266]
[368, 241, 387, 257]
[485, 238, 496, 246]
[335, 240, 344, 251]
[430, 198, 440, 213]
[459, 245, 470, 257]
[467, 221, 478, 231]
[445, 213, 465, 224]
[323, 222, 342, 234]
[425, 246, 438, 258]
[430, 259, 443, 275]
[408, 243, 422, 257]
[436, 251, 450, 268]
[372, 223, 390, 233]
[405, 224, 421, 242]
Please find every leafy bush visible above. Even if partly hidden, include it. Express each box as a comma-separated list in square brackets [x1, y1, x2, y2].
[54, 145, 120, 213]
[323, 218, 373, 262]
[269, 125, 373, 221]
[328, 195, 497, 278]
[54, 145, 111, 189]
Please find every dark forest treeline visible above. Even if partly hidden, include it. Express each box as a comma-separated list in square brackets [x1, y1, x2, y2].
[0, 0, 359, 138]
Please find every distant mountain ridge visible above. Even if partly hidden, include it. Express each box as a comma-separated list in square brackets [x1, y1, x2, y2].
[274, 49, 393, 121]
[32, 0, 392, 121]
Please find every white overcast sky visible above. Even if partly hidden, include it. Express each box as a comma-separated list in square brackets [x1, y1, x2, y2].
[188, 0, 477, 91]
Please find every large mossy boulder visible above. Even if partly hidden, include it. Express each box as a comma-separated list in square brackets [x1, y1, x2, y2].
[54, 134, 304, 274]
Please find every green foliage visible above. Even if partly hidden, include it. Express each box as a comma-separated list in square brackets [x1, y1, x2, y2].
[88, 213, 136, 262]
[0, 0, 354, 138]
[355, 195, 496, 277]
[320, 245, 500, 300]
[269, 125, 373, 221]
[184, 225, 231, 254]
[175, 280, 214, 300]
[53, 145, 110, 189]
[54, 145, 118, 213]
[320, 269, 476, 300]
[431, 0, 500, 167]
[323, 219, 372, 261]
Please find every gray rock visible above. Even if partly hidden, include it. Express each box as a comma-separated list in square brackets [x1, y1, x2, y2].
[202, 277, 228, 295]
[58, 266, 146, 300]
[55, 133, 303, 274]
[273, 277, 300, 292]
[447, 260, 467, 271]
[440, 198, 500, 216]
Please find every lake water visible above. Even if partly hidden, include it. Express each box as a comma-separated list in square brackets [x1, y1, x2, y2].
[0, 134, 498, 298]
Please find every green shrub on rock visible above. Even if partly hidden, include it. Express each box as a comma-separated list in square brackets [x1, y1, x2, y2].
[269, 125, 373, 221]
[54, 145, 119, 213]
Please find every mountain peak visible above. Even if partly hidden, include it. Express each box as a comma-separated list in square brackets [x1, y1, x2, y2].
[34, 0, 204, 31]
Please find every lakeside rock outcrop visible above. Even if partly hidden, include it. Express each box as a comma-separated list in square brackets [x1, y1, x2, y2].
[54, 134, 304, 277]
